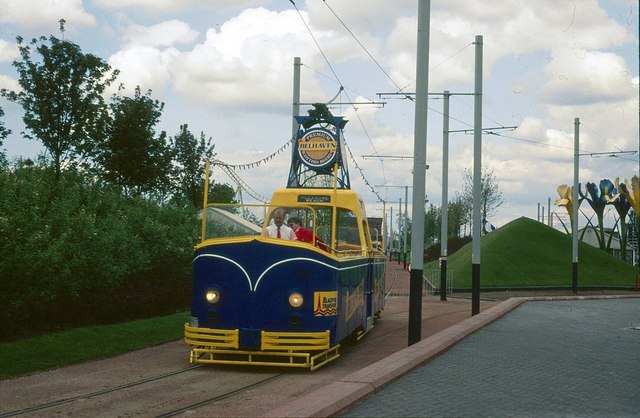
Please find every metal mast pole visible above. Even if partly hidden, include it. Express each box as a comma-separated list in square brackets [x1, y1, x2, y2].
[572, 117, 580, 294]
[471, 35, 483, 316]
[292, 57, 301, 139]
[398, 198, 402, 264]
[390, 206, 394, 259]
[403, 186, 409, 269]
[440, 91, 450, 301]
[409, 0, 430, 345]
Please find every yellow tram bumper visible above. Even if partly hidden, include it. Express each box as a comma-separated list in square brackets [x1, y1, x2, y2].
[184, 324, 340, 371]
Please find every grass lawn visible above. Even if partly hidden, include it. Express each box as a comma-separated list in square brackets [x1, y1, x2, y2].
[0, 311, 189, 380]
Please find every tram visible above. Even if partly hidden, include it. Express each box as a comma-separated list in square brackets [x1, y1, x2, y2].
[184, 112, 386, 370]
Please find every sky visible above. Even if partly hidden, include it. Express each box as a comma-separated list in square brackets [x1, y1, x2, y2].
[0, 0, 638, 233]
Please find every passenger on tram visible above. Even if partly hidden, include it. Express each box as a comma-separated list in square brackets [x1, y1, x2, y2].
[262, 208, 296, 239]
[288, 217, 329, 251]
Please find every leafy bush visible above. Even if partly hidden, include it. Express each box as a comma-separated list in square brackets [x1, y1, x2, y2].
[0, 162, 199, 340]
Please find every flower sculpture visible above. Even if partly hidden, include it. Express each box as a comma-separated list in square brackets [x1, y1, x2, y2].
[618, 175, 640, 214]
[617, 175, 640, 261]
[604, 178, 631, 258]
[579, 180, 610, 249]
[555, 184, 575, 233]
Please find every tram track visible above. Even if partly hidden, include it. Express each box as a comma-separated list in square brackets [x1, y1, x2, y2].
[1, 363, 288, 418]
[0, 365, 203, 418]
[155, 373, 285, 418]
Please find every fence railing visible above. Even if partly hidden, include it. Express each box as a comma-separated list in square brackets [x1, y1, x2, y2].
[424, 269, 453, 296]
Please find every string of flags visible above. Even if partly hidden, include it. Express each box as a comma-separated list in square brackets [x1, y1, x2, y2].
[214, 137, 293, 170]
[212, 134, 383, 204]
[213, 161, 271, 203]
[342, 138, 383, 202]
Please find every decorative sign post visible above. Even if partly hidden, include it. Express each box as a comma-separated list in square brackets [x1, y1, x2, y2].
[287, 113, 350, 190]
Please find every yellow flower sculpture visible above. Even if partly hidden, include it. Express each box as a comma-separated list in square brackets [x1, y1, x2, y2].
[555, 184, 574, 220]
[617, 175, 640, 215]
[618, 175, 640, 250]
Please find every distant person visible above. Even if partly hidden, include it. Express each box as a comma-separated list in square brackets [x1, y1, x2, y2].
[288, 217, 329, 251]
[262, 208, 296, 240]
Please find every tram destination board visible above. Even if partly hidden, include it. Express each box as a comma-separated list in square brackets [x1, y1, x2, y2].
[297, 195, 331, 203]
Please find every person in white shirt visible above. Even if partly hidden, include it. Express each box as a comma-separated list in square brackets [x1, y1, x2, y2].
[261, 208, 296, 240]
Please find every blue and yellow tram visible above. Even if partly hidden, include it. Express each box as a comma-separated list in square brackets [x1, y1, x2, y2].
[185, 113, 386, 370]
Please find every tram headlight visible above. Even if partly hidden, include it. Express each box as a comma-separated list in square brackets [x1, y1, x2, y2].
[288, 292, 304, 308]
[205, 289, 220, 304]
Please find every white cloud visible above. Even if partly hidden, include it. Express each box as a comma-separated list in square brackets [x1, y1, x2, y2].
[0, 74, 20, 92]
[0, 0, 95, 30]
[106, 20, 198, 93]
[93, 0, 270, 14]
[546, 98, 638, 153]
[381, 0, 636, 92]
[108, 46, 180, 93]
[173, 7, 326, 108]
[0, 39, 19, 63]
[121, 20, 199, 48]
[540, 48, 635, 105]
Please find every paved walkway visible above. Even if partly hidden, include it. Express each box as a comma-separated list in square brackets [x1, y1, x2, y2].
[267, 295, 640, 417]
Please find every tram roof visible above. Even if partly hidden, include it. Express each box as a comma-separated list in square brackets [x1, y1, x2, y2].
[269, 188, 367, 216]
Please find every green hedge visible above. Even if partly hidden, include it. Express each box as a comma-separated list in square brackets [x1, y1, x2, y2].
[0, 164, 199, 340]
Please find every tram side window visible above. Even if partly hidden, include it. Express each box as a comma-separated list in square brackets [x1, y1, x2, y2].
[336, 209, 361, 248]
[313, 207, 332, 245]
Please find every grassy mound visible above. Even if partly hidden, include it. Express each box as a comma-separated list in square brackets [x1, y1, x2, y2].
[426, 217, 638, 289]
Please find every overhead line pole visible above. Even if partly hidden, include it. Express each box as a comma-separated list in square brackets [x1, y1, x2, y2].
[440, 91, 450, 301]
[471, 35, 483, 316]
[377, 185, 411, 269]
[572, 118, 580, 294]
[409, 0, 430, 346]
[292, 57, 301, 139]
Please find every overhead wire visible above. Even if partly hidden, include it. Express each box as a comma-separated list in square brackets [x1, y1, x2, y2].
[580, 122, 639, 163]
[322, 0, 414, 102]
[289, 0, 387, 199]
[398, 42, 473, 95]
[289, 0, 343, 93]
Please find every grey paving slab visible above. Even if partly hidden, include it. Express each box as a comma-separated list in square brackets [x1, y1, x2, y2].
[341, 298, 640, 418]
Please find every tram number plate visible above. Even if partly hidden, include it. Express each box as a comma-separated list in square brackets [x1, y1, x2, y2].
[298, 195, 331, 203]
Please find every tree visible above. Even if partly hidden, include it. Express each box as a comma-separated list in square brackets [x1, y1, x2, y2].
[424, 203, 441, 245]
[210, 183, 237, 204]
[0, 106, 10, 147]
[99, 85, 171, 196]
[170, 124, 216, 208]
[0, 106, 9, 166]
[0, 20, 119, 178]
[447, 193, 470, 238]
[424, 196, 470, 244]
[462, 165, 504, 232]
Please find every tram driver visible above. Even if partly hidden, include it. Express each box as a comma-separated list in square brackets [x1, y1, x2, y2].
[262, 208, 296, 240]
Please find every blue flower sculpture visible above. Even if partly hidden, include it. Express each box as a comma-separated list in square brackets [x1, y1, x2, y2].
[579, 181, 608, 249]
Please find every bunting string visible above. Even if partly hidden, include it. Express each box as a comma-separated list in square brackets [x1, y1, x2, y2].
[212, 133, 383, 204]
[343, 137, 383, 202]
[214, 137, 293, 170]
[214, 161, 271, 203]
